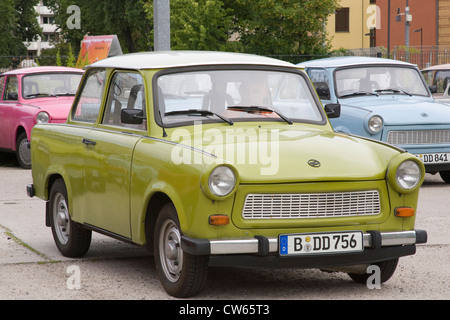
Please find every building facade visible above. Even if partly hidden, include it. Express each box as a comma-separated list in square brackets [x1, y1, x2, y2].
[24, 1, 59, 58]
[325, 0, 450, 68]
[326, 0, 374, 51]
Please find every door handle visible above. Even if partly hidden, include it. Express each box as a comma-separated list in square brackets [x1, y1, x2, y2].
[82, 138, 96, 146]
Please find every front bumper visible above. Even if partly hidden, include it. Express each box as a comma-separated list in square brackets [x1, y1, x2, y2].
[181, 229, 427, 268]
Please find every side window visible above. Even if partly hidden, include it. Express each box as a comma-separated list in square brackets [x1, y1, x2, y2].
[103, 72, 146, 130]
[3, 76, 18, 101]
[0, 76, 5, 100]
[421, 70, 433, 86]
[72, 69, 106, 122]
[307, 69, 331, 100]
[434, 70, 450, 93]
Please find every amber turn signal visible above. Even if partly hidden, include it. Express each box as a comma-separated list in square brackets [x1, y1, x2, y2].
[395, 207, 415, 217]
[209, 215, 230, 225]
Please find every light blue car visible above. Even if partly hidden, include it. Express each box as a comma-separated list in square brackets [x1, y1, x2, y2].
[301, 56, 450, 183]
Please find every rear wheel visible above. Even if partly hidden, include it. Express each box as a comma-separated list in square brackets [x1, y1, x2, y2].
[348, 258, 399, 284]
[154, 203, 209, 297]
[49, 178, 91, 257]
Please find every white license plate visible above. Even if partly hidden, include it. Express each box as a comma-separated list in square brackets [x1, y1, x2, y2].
[279, 231, 363, 256]
[416, 153, 450, 164]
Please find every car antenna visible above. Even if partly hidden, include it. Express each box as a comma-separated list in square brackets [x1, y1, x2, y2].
[159, 110, 168, 137]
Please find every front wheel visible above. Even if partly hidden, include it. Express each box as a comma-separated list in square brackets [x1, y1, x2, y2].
[16, 132, 31, 169]
[154, 203, 209, 298]
[49, 178, 92, 257]
[439, 171, 450, 184]
[348, 258, 399, 284]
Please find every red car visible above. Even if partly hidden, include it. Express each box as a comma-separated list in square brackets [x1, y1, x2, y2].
[0, 66, 84, 168]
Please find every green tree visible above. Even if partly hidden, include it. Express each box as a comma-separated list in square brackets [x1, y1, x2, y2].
[16, 0, 43, 42]
[45, 0, 339, 60]
[0, 0, 41, 68]
[144, 0, 238, 51]
[223, 0, 339, 58]
[66, 44, 76, 67]
[45, 0, 150, 53]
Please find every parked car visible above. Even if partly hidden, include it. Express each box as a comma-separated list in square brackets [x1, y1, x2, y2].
[27, 51, 427, 297]
[0, 66, 84, 168]
[302, 56, 450, 183]
[421, 63, 450, 98]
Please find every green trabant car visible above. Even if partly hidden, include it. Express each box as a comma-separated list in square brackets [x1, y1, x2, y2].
[27, 51, 427, 297]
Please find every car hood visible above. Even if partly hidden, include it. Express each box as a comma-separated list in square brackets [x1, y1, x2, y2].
[169, 124, 401, 183]
[25, 97, 75, 120]
[340, 96, 450, 125]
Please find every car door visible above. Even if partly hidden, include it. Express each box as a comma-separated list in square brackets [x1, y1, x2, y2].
[81, 71, 146, 238]
[0, 75, 18, 150]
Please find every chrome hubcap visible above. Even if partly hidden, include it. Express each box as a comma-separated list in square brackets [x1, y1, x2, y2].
[159, 220, 183, 282]
[18, 139, 31, 166]
[53, 193, 70, 244]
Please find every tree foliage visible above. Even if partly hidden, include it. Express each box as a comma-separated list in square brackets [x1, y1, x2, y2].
[224, 0, 339, 56]
[43, 0, 339, 63]
[0, 0, 41, 67]
[45, 0, 150, 54]
[144, 0, 238, 52]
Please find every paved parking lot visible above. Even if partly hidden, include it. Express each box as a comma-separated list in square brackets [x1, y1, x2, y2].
[0, 156, 449, 301]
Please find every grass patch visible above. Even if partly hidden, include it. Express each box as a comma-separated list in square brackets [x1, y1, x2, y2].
[1, 224, 51, 261]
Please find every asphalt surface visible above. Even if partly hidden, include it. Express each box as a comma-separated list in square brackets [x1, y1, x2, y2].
[0, 156, 449, 302]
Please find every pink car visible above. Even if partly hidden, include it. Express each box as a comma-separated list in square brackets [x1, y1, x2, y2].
[0, 66, 84, 168]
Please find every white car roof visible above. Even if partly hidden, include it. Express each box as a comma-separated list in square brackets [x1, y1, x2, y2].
[421, 63, 450, 71]
[301, 56, 415, 68]
[87, 51, 297, 70]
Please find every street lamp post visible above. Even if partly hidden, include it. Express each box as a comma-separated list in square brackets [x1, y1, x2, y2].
[415, 27, 423, 68]
[154, 0, 170, 51]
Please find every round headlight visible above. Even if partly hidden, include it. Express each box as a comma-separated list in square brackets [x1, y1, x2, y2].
[368, 115, 383, 133]
[36, 111, 50, 124]
[396, 160, 421, 190]
[208, 166, 236, 197]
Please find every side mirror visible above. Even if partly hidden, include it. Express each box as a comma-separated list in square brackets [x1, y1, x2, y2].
[121, 109, 145, 124]
[429, 85, 438, 94]
[324, 103, 341, 118]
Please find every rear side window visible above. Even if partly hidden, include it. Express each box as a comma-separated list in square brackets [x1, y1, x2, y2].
[0, 76, 5, 100]
[102, 71, 146, 130]
[72, 69, 106, 122]
[3, 76, 18, 101]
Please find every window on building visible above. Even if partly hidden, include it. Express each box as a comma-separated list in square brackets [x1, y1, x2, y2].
[42, 16, 54, 24]
[335, 8, 350, 32]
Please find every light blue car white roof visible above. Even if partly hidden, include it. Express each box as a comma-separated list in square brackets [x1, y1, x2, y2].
[87, 51, 297, 70]
[300, 56, 415, 68]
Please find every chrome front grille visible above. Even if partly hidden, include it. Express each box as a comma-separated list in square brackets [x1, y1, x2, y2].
[387, 130, 450, 145]
[242, 191, 381, 219]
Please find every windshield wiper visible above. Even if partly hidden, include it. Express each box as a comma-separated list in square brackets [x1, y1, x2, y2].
[227, 105, 293, 125]
[25, 93, 57, 98]
[55, 92, 76, 97]
[164, 109, 233, 125]
[374, 88, 412, 96]
[340, 91, 379, 98]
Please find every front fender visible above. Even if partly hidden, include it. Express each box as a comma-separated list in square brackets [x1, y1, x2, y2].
[330, 104, 382, 139]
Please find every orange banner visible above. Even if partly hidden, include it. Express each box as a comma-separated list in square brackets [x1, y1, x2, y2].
[76, 35, 122, 68]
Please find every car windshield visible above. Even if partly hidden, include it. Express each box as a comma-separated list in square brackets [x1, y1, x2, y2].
[335, 66, 429, 98]
[22, 72, 83, 99]
[155, 69, 324, 126]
